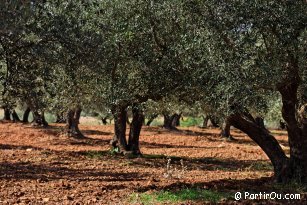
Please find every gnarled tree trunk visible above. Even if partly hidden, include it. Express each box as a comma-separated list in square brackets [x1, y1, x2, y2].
[255, 117, 265, 128]
[66, 107, 84, 138]
[101, 116, 108, 125]
[32, 111, 48, 127]
[11, 110, 20, 122]
[163, 113, 173, 129]
[146, 114, 158, 126]
[220, 117, 232, 139]
[56, 112, 66, 123]
[228, 113, 289, 182]
[110, 105, 128, 153]
[171, 113, 181, 127]
[201, 115, 209, 128]
[22, 107, 31, 123]
[3, 107, 11, 121]
[207, 115, 219, 128]
[127, 104, 144, 155]
[277, 75, 307, 183]
[229, 59, 307, 183]
[163, 113, 180, 130]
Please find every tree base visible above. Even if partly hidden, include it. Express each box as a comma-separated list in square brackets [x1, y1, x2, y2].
[31, 122, 48, 127]
[221, 134, 235, 141]
[274, 157, 307, 184]
[123, 150, 142, 158]
[67, 131, 85, 139]
[162, 125, 179, 131]
[110, 139, 142, 157]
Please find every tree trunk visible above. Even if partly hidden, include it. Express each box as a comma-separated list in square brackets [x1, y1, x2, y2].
[32, 111, 48, 127]
[171, 113, 181, 127]
[42, 112, 48, 126]
[220, 117, 232, 139]
[163, 113, 178, 130]
[228, 113, 289, 182]
[101, 116, 108, 125]
[230, 59, 307, 183]
[201, 115, 209, 128]
[277, 75, 307, 183]
[207, 115, 219, 128]
[146, 114, 158, 126]
[56, 112, 66, 123]
[11, 110, 20, 122]
[163, 114, 172, 129]
[3, 107, 11, 121]
[66, 107, 84, 138]
[110, 105, 128, 153]
[22, 107, 31, 123]
[254, 117, 266, 129]
[127, 104, 144, 155]
[279, 120, 286, 130]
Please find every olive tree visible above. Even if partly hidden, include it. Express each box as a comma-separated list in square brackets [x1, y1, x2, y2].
[185, 0, 307, 183]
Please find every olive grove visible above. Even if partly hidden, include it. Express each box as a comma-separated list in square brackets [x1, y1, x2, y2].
[0, 0, 306, 183]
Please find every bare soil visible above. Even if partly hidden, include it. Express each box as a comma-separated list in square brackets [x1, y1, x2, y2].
[0, 121, 305, 204]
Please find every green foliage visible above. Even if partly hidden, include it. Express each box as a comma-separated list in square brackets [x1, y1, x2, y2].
[180, 117, 203, 127]
[130, 188, 232, 204]
[265, 98, 283, 128]
[109, 147, 120, 155]
[0, 0, 306, 129]
[181, 0, 306, 118]
[144, 117, 163, 127]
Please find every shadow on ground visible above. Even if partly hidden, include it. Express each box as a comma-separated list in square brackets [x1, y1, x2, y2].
[0, 161, 148, 184]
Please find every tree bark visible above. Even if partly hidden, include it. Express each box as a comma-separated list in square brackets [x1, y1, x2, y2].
[163, 114, 172, 129]
[32, 111, 48, 127]
[101, 116, 108, 125]
[277, 75, 307, 183]
[279, 120, 286, 130]
[146, 114, 158, 126]
[228, 113, 289, 182]
[22, 107, 31, 123]
[56, 112, 66, 123]
[207, 115, 219, 128]
[163, 113, 178, 130]
[110, 105, 128, 153]
[220, 117, 232, 139]
[201, 115, 209, 128]
[66, 107, 84, 138]
[255, 117, 267, 129]
[230, 57, 307, 183]
[3, 107, 11, 121]
[171, 113, 181, 127]
[11, 110, 20, 122]
[127, 104, 144, 155]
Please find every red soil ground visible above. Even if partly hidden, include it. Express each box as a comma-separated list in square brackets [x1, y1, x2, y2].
[0, 121, 305, 204]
